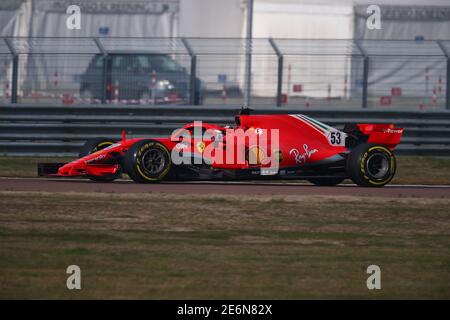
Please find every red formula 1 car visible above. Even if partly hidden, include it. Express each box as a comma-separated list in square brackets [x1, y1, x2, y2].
[38, 109, 404, 187]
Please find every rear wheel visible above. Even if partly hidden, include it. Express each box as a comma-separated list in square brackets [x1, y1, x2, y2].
[346, 143, 396, 187]
[79, 138, 121, 182]
[308, 178, 345, 186]
[124, 140, 171, 183]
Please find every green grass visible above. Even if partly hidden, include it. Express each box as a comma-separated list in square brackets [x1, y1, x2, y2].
[0, 191, 449, 299]
[0, 156, 449, 185]
[0, 157, 74, 178]
[392, 156, 450, 185]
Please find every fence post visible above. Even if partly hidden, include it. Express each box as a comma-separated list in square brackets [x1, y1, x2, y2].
[189, 55, 197, 105]
[11, 55, 18, 104]
[4, 38, 18, 104]
[244, 0, 254, 107]
[355, 40, 369, 109]
[100, 55, 110, 104]
[446, 58, 450, 110]
[269, 38, 283, 107]
[93, 38, 108, 104]
[181, 38, 197, 105]
[277, 56, 284, 106]
[362, 57, 369, 109]
[437, 41, 450, 110]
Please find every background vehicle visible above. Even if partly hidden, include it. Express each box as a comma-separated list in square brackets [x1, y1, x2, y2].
[38, 110, 404, 187]
[80, 53, 204, 104]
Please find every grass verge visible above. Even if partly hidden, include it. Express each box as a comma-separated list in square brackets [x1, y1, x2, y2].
[0, 191, 449, 299]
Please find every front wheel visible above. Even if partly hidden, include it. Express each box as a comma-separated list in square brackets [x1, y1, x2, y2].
[124, 140, 171, 183]
[79, 138, 122, 182]
[346, 143, 396, 187]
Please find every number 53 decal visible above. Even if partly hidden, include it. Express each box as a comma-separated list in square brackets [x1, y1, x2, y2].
[327, 130, 346, 146]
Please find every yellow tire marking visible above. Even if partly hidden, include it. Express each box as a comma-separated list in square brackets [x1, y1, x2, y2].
[97, 142, 113, 148]
[364, 146, 395, 185]
[134, 142, 171, 181]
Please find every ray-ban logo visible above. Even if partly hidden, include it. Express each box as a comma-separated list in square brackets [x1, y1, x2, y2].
[290, 144, 318, 165]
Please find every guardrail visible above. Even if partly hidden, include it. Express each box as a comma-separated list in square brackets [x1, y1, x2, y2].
[1, 104, 450, 156]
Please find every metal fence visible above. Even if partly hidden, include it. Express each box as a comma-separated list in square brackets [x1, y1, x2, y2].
[0, 37, 449, 110]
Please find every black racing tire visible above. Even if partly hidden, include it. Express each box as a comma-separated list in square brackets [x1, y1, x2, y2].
[346, 143, 396, 187]
[308, 178, 345, 186]
[124, 140, 171, 183]
[79, 138, 115, 158]
[79, 138, 121, 182]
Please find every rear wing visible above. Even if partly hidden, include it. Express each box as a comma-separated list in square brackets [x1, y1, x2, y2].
[344, 123, 404, 150]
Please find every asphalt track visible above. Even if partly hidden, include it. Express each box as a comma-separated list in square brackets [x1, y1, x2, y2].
[0, 177, 449, 198]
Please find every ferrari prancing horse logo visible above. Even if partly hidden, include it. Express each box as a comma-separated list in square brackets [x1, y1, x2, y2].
[196, 141, 206, 153]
